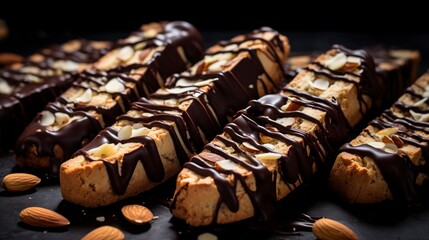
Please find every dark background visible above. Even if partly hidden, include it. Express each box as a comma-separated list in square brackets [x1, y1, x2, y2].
[1, 3, 428, 55]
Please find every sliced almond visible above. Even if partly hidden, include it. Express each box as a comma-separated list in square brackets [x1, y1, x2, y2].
[198, 232, 218, 240]
[0, 79, 14, 94]
[55, 112, 70, 126]
[367, 141, 385, 149]
[391, 135, 405, 148]
[339, 56, 361, 71]
[19, 207, 70, 228]
[131, 127, 150, 138]
[199, 152, 225, 163]
[262, 143, 275, 150]
[326, 52, 347, 71]
[121, 204, 153, 225]
[255, 152, 282, 161]
[276, 117, 296, 127]
[61, 60, 79, 72]
[310, 78, 330, 91]
[376, 127, 398, 136]
[143, 29, 157, 38]
[412, 97, 427, 107]
[410, 110, 422, 121]
[208, 60, 228, 71]
[313, 218, 358, 240]
[105, 78, 125, 93]
[194, 78, 218, 87]
[384, 143, 399, 154]
[117, 46, 134, 62]
[142, 112, 154, 117]
[215, 159, 238, 171]
[81, 226, 124, 240]
[87, 143, 117, 158]
[242, 142, 260, 153]
[75, 89, 92, 104]
[2, 173, 41, 192]
[40, 111, 55, 126]
[381, 136, 394, 144]
[280, 100, 300, 111]
[166, 86, 197, 94]
[223, 44, 237, 51]
[118, 125, 132, 141]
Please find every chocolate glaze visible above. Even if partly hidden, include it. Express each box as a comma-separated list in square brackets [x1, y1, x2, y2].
[339, 78, 429, 203]
[174, 87, 351, 223]
[171, 45, 377, 224]
[75, 28, 287, 196]
[340, 143, 418, 203]
[1, 41, 112, 152]
[15, 21, 205, 175]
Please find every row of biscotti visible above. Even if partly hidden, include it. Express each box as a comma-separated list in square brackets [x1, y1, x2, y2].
[330, 71, 429, 204]
[284, 48, 420, 109]
[0, 40, 111, 151]
[171, 45, 380, 226]
[15, 21, 204, 176]
[59, 28, 290, 207]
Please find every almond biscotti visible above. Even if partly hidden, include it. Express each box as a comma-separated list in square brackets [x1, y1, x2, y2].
[15, 21, 204, 175]
[330, 72, 429, 204]
[60, 28, 290, 207]
[171, 45, 379, 226]
[0, 39, 111, 151]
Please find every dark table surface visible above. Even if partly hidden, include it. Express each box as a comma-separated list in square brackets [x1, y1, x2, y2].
[1, 31, 429, 240]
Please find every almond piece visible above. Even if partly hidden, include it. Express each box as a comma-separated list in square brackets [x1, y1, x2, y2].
[81, 226, 124, 240]
[310, 79, 330, 91]
[326, 52, 347, 71]
[242, 142, 260, 153]
[2, 173, 41, 192]
[376, 127, 398, 136]
[19, 207, 70, 228]
[75, 89, 92, 104]
[313, 218, 358, 240]
[118, 125, 132, 141]
[121, 204, 153, 225]
[255, 152, 282, 161]
[117, 46, 134, 62]
[198, 232, 218, 240]
[55, 112, 70, 126]
[381, 136, 394, 144]
[367, 141, 385, 149]
[105, 78, 125, 93]
[40, 111, 55, 126]
[391, 135, 405, 148]
[215, 160, 238, 171]
[276, 117, 296, 127]
[199, 152, 225, 163]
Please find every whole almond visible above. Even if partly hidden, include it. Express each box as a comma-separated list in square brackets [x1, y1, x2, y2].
[19, 207, 70, 228]
[313, 218, 359, 240]
[121, 204, 153, 225]
[81, 226, 124, 240]
[2, 173, 41, 192]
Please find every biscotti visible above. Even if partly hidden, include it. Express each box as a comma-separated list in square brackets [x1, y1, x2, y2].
[60, 28, 290, 207]
[368, 47, 420, 109]
[15, 21, 204, 175]
[0, 39, 111, 151]
[329, 72, 429, 204]
[171, 45, 379, 226]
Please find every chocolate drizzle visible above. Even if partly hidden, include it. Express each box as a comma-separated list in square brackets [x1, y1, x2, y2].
[338, 75, 429, 203]
[306, 45, 378, 116]
[74, 28, 288, 197]
[174, 87, 352, 223]
[15, 21, 205, 175]
[340, 143, 418, 203]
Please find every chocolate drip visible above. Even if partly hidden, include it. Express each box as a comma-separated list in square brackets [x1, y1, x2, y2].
[15, 21, 205, 175]
[340, 143, 418, 203]
[75, 128, 165, 195]
[176, 85, 351, 223]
